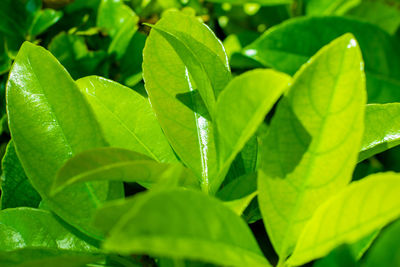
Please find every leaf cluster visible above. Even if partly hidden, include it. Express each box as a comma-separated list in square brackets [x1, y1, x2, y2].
[1, 0, 400, 266]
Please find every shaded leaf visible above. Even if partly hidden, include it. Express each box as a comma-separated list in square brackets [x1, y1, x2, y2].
[364, 219, 400, 267]
[1, 141, 41, 209]
[244, 16, 400, 103]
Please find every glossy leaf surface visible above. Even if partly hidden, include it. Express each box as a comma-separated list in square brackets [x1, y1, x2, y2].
[77, 76, 176, 163]
[0, 249, 101, 267]
[244, 16, 400, 103]
[359, 104, 400, 161]
[288, 173, 400, 265]
[103, 189, 270, 267]
[143, 11, 229, 192]
[258, 34, 366, 258]
[0, 207, 98, 250]
[6, 42, 123, 238]
[52, 147, 199, 193]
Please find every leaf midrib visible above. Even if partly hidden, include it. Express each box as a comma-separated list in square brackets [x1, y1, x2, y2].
[276, 47, 352, 259]
[25, 54, 101, 207]
[56, 160, 163, 189]
[85, 80, 161, 161]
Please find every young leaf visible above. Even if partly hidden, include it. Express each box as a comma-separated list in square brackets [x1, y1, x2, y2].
[52, 147, 199, 193]
[76, 76, 177, 163]
[258, 34, 366, 259]
[29, 8, 63, 37]
[48, 33, 107, 80]
[1, 141, 41, 209]
[97, 0, 139, 58]
[243, 16, 400, 103]
[143, 10, 228, 192]
[0, 208, 101, 266]
[359, 103, 400, 162]
[288, 172, 400, 266]
[214, 69, 290, 182]
[6, 42, 123, 238]
[102, 189, 270, 267]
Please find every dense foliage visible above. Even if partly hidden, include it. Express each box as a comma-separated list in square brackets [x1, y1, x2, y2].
[1, 0, 400, 266]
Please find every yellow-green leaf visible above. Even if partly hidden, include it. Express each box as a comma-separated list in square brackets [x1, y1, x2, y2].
[258, 34, 366, 259]
[288, 172, 400, 266]
[76, 76, 177, 163]
[214, 69, 291, 185]
[103, 189, 270, 267]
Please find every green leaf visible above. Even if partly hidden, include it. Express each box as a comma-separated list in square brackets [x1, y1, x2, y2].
[102, 189, 271, 267]
[1, 141, 41, 209]
[258, 34, 366, 259]
[6, 42, 123, 238]
[204, 0, 292, 5]
[214, 69, 290, 181]
[217, 173, 258, 216]
[288, 172, 400, 265]
[217, 173, 257, 202]
[48, 33, 107, 80]
[76, 76, 177, 163]
[52, 147, 199, 193]
[143, 10, 229, 193]
[223, 192, 257, 216]
[0, 36, 11, 75]
[305, 0, 361, 15]
[364, 219, 400, 267]
[97, 0, 139, 58]
[0, 207, 101, 266]
[0, 249, 102, 267]
[243, 16, 400, 103]
[29, 9, 63, 37]
[359, 103, 400, 162]
[346, 0, 400, 34]
[118, 32, 146, 87]
[349, 230, 379, 260]
[312, 245, 357, 267]
[0, 0, 41, 38]
[145, 18, 231, 115]
[223, 136, 259, 185]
